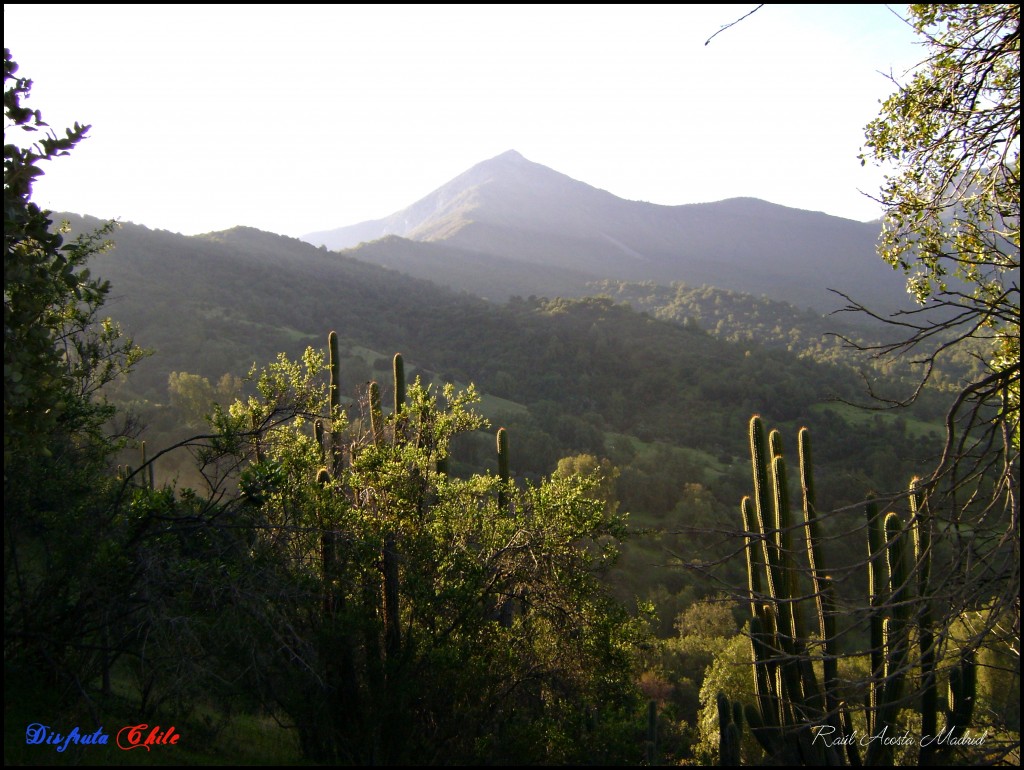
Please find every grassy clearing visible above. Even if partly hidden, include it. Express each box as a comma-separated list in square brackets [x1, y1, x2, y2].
[810, 401, 943, 440]
[606, 432, 734, 480]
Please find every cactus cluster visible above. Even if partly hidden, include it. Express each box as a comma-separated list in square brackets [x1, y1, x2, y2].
[118, 440, 155, 489]
[721, 415, 978, 766]
[315, 333, 515, 659]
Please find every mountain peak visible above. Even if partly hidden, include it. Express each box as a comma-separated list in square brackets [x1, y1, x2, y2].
[492, 149, 526, 162]
[464, 149, 563, 183]
[300, 152, 902, 312]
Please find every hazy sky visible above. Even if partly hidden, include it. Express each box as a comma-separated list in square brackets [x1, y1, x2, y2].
[4, 4, 923, 238]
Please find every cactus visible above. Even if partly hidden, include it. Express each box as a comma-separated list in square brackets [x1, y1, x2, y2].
[735, 416, 979, 766]
[646, 699, 659, 765]
[329, 331, 341, 414]
[871, 511, 912, 765]
[318, 467, 336, 616]
[497, 427, 510, 511]
[392, 353, 406, 448]
[372, 356, 404, 659]
[141, 440, 154, 489]
[865, 498, 885, 739]
[493, 426, 516, 626]
[717, 692, 742, 766]
[911, 478, 940, 765]
[797, 428, 838, 726]
[741, 417, 825, 764]
[121, 442, 155, 489]
[393, 353, 405, 415]
[329, 331, 343, 473]
[314, 419, 325, 462]
[944, 652, 977, 742]
[369, 380, 383, 447]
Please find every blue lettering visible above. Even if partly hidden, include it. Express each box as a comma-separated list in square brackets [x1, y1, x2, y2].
[25, 723, 110, 750]
[25, 723, 48, 745]
[57, 726, 82, 753]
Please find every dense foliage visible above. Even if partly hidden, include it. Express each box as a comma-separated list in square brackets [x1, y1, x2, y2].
[860, 4, 1019, 444]
[4, 47, 147, 700]
[139, 347, 648, 763]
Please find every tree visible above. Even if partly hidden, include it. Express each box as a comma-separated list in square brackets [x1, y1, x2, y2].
[852, 4, 1019, 711]
[854, 4, 1019, 453]
[553, 452, 620, 516]
[167, 370, 242, 427]
[4, 48, 143, 471]
[162, 342, 649, 764]
[7, 50, 87, 462]
[4, 48, 144, 691]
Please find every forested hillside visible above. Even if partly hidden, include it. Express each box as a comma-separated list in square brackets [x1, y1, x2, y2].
[590, 279, 989, 393]
[71, 214, 944, 494]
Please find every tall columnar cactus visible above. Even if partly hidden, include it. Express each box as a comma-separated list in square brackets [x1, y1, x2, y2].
[314, 419, 325, 463]
[378, 356, 406, 658]
[497, 427, 510, 511]
[141, 440, 155, 489]
[122, 442, 155, 489]
[945, 653, 977, 742]
[735, 415, 977, 766]
[494, 427, 516, 627]
[383, 531, 401, 659]
[318, 467, 336, 616]
[646, 699, 659, 766]
[392, 353, 406, 449]
[329, 330, 343, 473]
[369, 380, 383, 447]
[717, 692, 742, 766]
[797, 429, 842, 741]
[866, 511, 914, 765]
[329, 331, 341, 414]
[865, 498, 886, 738]
[910, 478, 940, 764]
[393, 353, 405, 416]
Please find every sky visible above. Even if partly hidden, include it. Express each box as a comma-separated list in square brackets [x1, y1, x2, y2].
[4, 4, 925, 238]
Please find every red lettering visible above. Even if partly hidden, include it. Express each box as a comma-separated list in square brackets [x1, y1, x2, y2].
[116, 724, 149, 751]
[116, 724, 181, 751]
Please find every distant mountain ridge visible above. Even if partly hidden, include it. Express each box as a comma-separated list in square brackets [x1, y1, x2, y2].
[304, 150, 907, 312]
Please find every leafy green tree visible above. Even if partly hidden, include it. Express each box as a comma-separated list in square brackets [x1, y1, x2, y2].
[180, 344, 648, 764]
[856, 5, 1019, 445]
[554, 452, 620, 516]
[3, 48, 138, 471]
[854, 4, 1020, 703]
[167, 370, 242, 427]
[638, 595, 740, 745]
[694, 631, 755, 765]
[4, 48, 145, 692]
